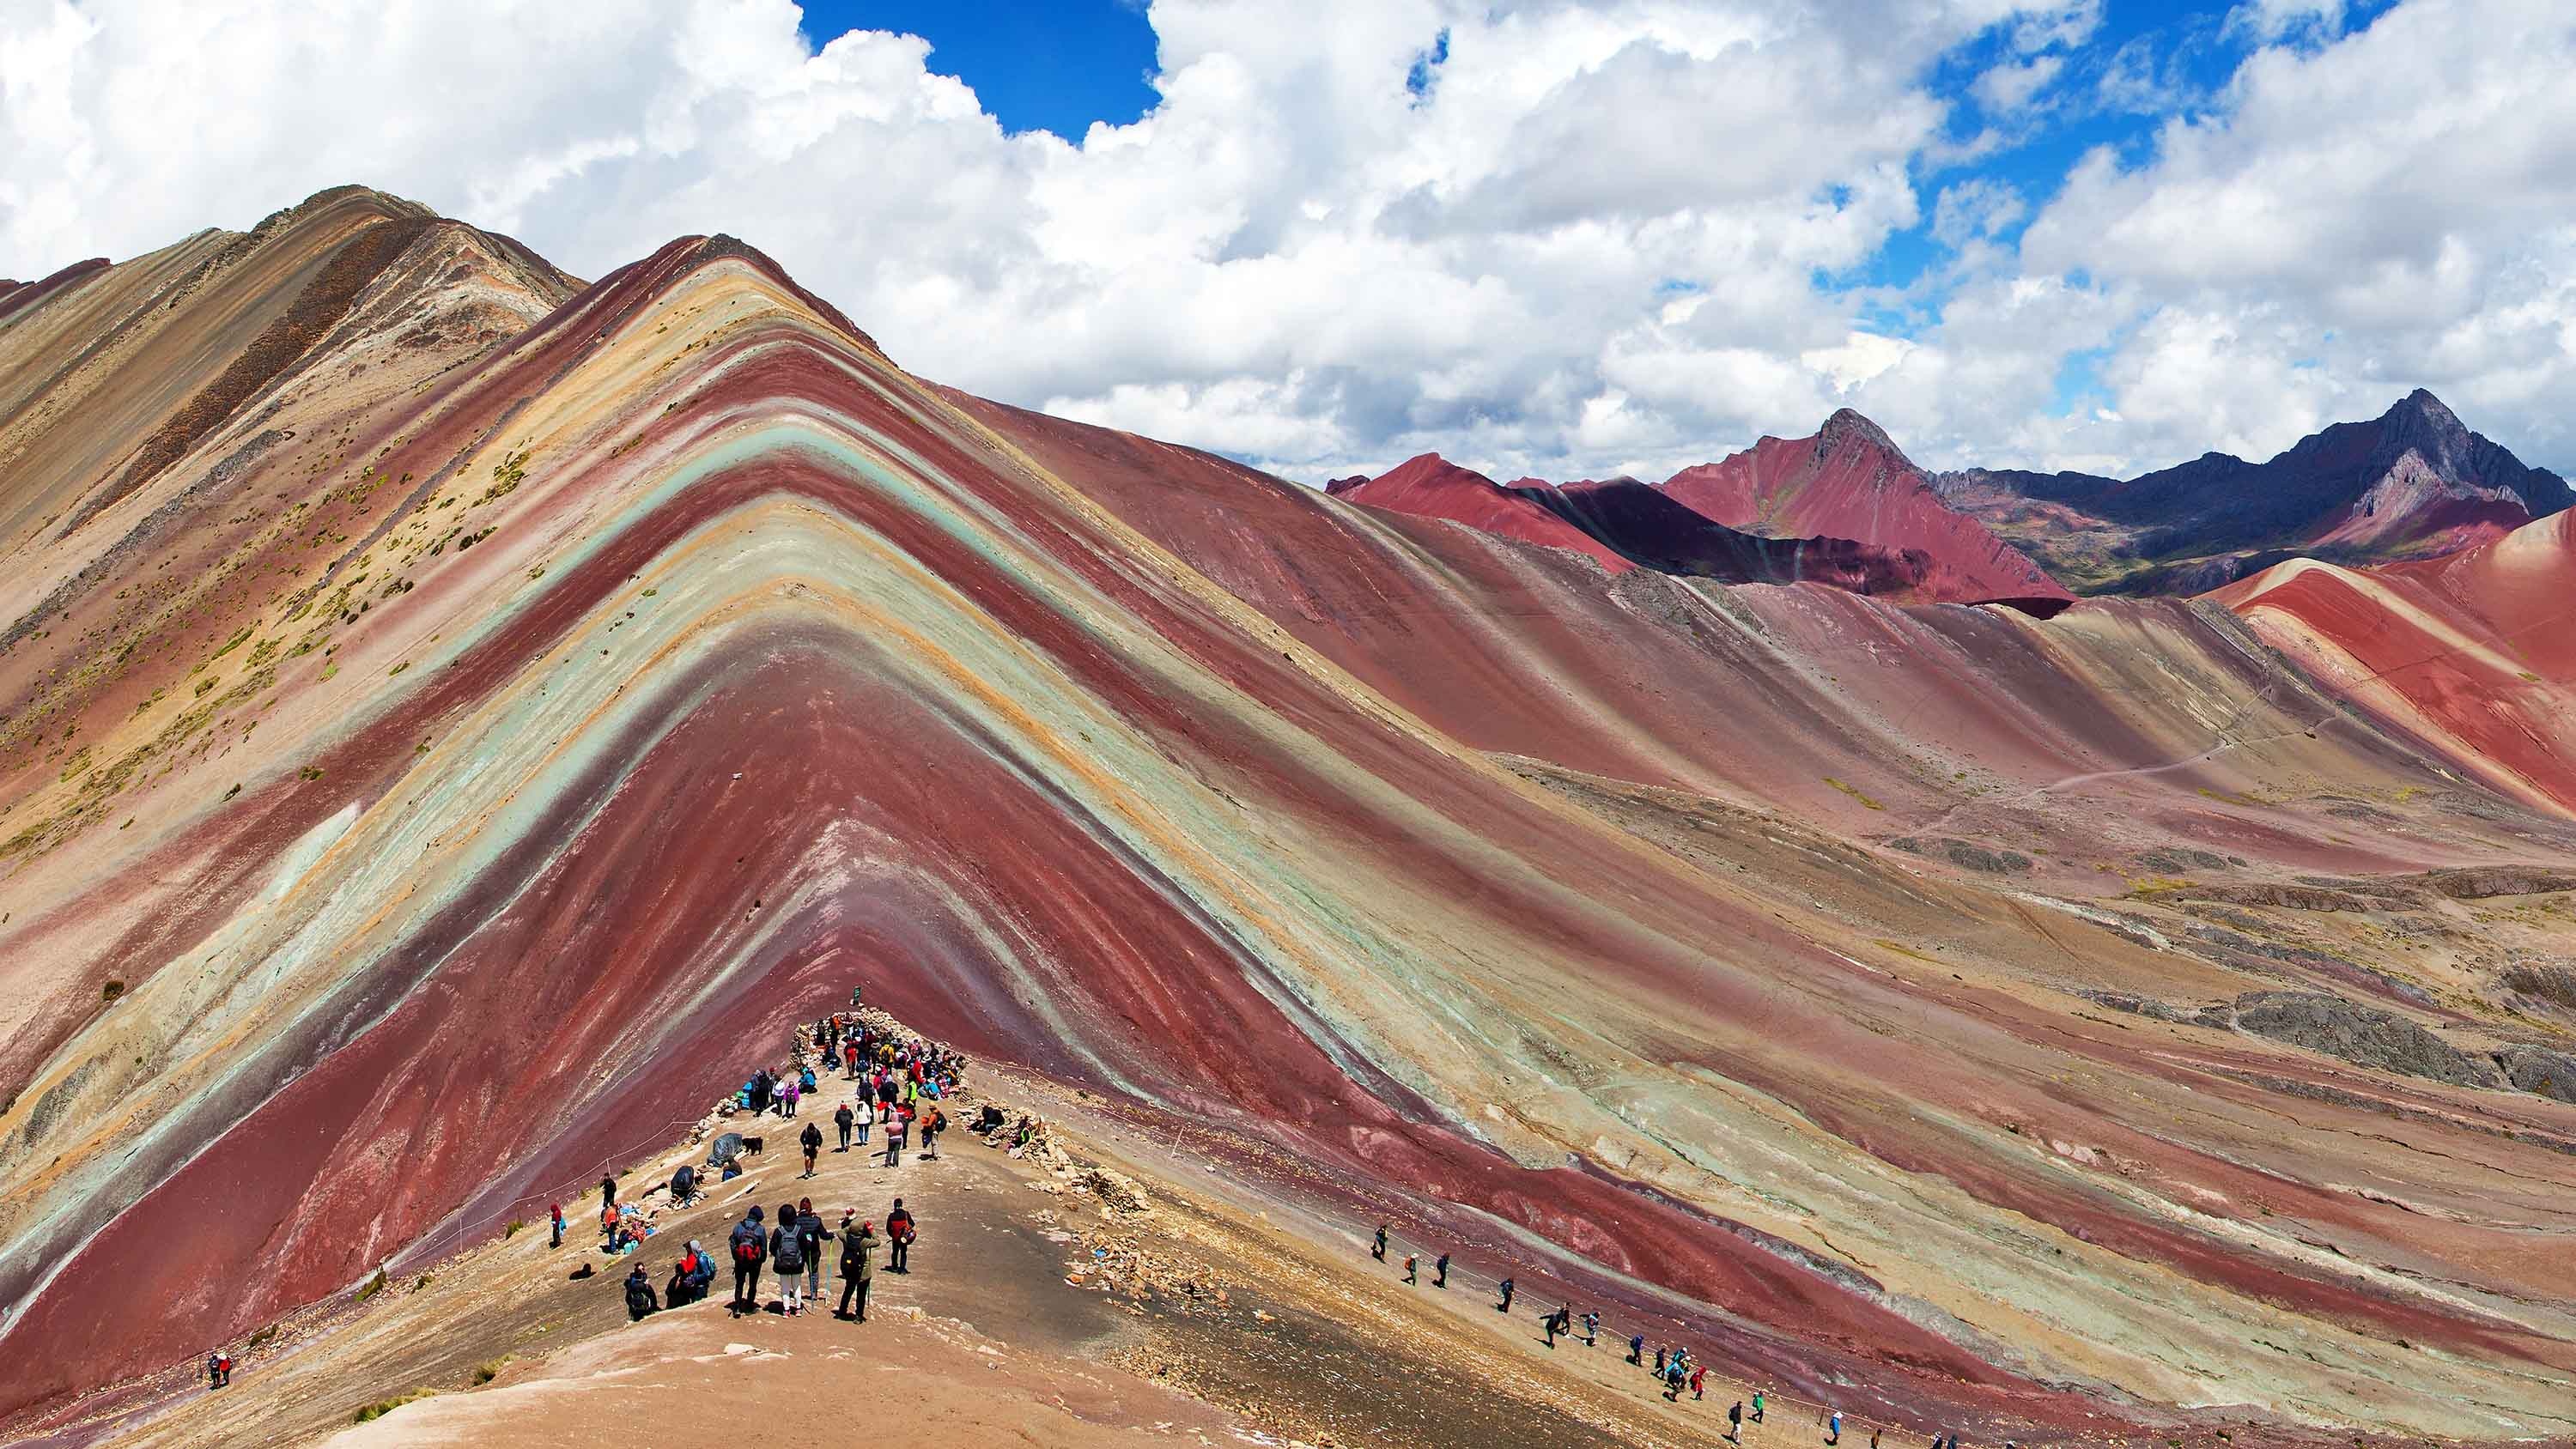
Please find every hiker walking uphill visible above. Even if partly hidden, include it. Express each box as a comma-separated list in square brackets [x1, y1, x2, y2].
[800, 1119, 823, 1177]
[728, 1206, 768, 1313]
[882, 1106, 908, 1167]
[834, 1100, 854, 1151]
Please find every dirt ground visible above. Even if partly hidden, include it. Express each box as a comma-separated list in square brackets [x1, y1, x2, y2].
[39, 1057, 1784, 1449]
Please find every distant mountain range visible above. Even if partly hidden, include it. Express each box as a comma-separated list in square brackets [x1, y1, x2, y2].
[1329, 390, 2568, 603]
[1934, 390, 2573, 593]
[1326, 443, 2066, 613]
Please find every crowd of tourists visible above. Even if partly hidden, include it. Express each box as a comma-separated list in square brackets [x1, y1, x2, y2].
[606, 989, 967, 1326]
[198, 986, 2020, 1446]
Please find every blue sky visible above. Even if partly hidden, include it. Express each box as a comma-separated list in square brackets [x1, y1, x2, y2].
[800, 1, 1163, 138]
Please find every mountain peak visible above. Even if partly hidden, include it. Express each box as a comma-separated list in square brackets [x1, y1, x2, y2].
[1817, 407, 1903, 460]
[2381, 387, 2467, 446]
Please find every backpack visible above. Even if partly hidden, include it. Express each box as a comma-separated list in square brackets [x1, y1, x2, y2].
[733, 1232, 764, 1265]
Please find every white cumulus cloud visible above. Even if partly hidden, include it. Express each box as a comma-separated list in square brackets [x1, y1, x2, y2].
[2, 0, 2572, 486]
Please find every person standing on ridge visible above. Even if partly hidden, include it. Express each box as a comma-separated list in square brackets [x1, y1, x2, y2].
[835, 1100, 855, 1152]
[799, 1119, 823, 1178]
[851, 984, 864, 1009]
[886, 1197, 915, 1273]
[1582, 1310, 1598, 1346]
[728, 1206, 767, 1313]
[1728, 1400, 1744, 1444]
[883, 1106, 908, 1167]
[1496, 1277, 1514, 1313]
[1402, 1252, 1418, 1284]
[549, 1202, 564, 1250]
[1751, 1389, 1765, 1423]
[1691, 1364, 1707, 1399]
[1628, 1333, 1646, 1366]
[769, 1208, 807, 1314]
[1372, 1224, 1388, 1262]
[797, 1198, 826, 1305]
[836, 1216, 878, 1320]
[1433, 1252, 1449, 1288]
[598, 1175, 617, 1213]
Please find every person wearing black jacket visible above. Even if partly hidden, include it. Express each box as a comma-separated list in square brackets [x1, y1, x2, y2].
[769, 1212, 809, 1315]
[727, 1207, 767, 1313]
[623, 1264, 659, 1321]
[800, 1119, 823, 1178]
[834, 1101, 855, 1152]
[796, 1201, 826, 1304]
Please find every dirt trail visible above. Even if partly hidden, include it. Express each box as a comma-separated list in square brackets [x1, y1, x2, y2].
[51, 1032, 1751, 1449]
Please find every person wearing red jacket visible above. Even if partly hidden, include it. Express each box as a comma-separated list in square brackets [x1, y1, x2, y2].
[885, 1198, 915, 1273]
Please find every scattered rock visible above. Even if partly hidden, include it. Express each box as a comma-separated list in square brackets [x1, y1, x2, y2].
[2231, 991, 2499, 1088]
[2494, 1045, 2576, 1104]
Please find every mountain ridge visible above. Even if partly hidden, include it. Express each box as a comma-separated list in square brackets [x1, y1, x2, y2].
[1934, 388, 2571, 593]
[6, 185, 2576, 1446]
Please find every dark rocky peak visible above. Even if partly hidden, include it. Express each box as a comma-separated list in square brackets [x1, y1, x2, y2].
[1816, 407, 1904, 462]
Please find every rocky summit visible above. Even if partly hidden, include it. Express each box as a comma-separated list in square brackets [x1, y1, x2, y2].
[3, 188, 2576, 1449]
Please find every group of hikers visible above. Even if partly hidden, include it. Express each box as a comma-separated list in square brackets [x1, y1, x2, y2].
[1371, 1222, 1990, 1446]
[192, 986, 2012, 1446]
[611, 992, 959, 1326]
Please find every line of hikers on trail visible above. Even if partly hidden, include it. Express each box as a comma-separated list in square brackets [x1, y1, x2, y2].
[605, 996, 967, 1328]
[1370, 1222, 1991, 1447]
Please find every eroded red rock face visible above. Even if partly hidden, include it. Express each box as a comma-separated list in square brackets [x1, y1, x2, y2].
[2220, 509, 2576, 815]
[1662, 410, 2074, 611]
[3, 190, 2575, 1447]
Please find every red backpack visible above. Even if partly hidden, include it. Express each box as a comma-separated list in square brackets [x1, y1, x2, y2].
[733, 1233, 764, 1265]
